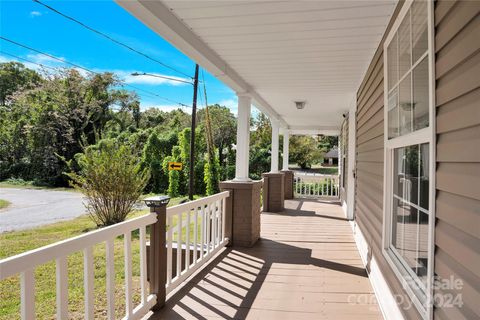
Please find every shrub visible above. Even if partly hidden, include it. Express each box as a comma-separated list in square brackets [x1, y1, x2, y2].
[204, 152, 220, 195]
[66, 142, 149, 227]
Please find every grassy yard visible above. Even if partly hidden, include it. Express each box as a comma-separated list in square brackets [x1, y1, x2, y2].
[289, 164, 339, 175]
[0, 178, 76, 192]
[0, 199, 10, 210]
[0, 195, 201, 320]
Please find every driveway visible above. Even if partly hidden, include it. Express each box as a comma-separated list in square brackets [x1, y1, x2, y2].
[0, 188, 86, 233]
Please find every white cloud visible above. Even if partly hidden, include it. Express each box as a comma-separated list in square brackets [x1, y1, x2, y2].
[216, 98, 238, 115]
[0, 54, 51, 73]
[30, 11, 42, 17]
[27, 53, 65, 65]
[119, 71, 190, 86]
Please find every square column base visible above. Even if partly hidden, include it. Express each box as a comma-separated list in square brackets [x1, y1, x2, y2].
[219, 180, 262, 247]
[262, 172, 285, 212]
[281, 170, 294, 200]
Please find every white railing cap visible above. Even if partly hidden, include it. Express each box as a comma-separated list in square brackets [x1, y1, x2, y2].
[0, 212, 157, 280]
[167, 191, 229, 217]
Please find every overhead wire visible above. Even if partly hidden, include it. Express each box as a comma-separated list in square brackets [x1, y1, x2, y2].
[0, 50, 59, 71]
[33, 0, 193, 79]
[0, 36, 191, 109]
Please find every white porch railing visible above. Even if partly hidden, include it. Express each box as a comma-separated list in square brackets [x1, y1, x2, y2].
[165, 191, 229, 295]
[0, 191, 229, 320]
[0, 213, 157, 320]
[294, 172, 340, 198]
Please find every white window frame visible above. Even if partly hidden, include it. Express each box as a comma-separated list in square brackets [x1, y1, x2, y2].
[381, 1, 436, 319]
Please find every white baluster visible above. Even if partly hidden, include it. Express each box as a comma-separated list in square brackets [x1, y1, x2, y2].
[212, 201, 217, 249]
[56, 256, 68, 319]
[185, 210, 191, 271]
[83, 246, 94, 320]
[166, 215, 173, 285]
[21, 268, 35, 320]
[200, 206, 205, 260]
[176, 212, 182, 277]
[222, 197, 226, 242]
[206, 204, 211, 255]
[106, 239, 115, 320]
[124, 232, 132, 317]
[193, 207, 198, 263]
[139, 226, 147, 305]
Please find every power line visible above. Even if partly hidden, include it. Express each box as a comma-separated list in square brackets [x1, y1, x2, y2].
[1, 37, 92, 74]
[0, 51, 58, 71]
[0, 36, 191, 108]
[131, 72, 193, 85]
[33, 0, 193, 79]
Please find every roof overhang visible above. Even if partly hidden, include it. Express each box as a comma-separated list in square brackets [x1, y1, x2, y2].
[117, 0, 397, 131]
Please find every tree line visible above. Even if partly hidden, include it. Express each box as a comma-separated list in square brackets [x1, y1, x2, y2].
[0, 62, 335, 197]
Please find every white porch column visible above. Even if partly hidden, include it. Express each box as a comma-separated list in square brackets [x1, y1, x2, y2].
[234, 93, 252, 181]
[346, 106, 356, 220]
[282, 129, 289, 170]
[270, 119, 280, 173]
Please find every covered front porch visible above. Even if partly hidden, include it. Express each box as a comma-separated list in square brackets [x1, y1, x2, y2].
[146, 198, 380, 320]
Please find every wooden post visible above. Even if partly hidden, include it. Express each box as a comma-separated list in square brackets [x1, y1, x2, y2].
[148, 200, 168, 311]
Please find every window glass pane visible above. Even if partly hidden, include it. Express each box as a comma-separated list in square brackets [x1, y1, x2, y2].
[419, 143, 429, 210]
[392, 144, 430, 292]
[398, 9, 411, 79]
[403, 145, 419, 206]
[387, 33, 398, 91]
[391, 197, 402, 248]
[413, 57, 429, 131]
[418, 143, 429, 288]
[412, 0, 428, 63]
[388, 88, 399, 139]
[399, 74, 413, 136]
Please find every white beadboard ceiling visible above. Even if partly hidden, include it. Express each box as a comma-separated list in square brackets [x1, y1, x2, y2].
[118, 0, 397, 131]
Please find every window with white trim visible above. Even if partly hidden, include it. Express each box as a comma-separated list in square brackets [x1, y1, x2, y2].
[383, 0, 434, 318]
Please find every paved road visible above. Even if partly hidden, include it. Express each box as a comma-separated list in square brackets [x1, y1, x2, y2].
[0, 188, 86, 233]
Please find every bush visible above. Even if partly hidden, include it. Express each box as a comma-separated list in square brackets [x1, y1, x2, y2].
[66, 142, 149, 227]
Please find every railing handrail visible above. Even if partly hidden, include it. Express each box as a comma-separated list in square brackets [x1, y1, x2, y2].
[294, 172, 338, 178]
[167, 191, 229, 217]
[0, 212, 156, 280]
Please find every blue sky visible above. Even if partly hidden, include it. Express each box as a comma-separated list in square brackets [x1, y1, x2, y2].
[0, 0, 240, 114]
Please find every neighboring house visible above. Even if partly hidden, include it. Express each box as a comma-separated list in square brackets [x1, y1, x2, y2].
[1, 1, 478, 320]
[323, 147, 339, 166]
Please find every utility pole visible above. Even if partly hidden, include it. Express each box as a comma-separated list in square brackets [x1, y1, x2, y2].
[189, 64, 199, 200]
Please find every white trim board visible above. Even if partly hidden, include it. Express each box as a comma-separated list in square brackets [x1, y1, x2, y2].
[350, 221, 405, 320]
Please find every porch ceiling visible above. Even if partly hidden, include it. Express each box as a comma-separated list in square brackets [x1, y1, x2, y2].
[117, 0, 397, 131]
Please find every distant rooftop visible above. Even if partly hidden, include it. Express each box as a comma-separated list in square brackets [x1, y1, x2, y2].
[325, 147, 339, 159]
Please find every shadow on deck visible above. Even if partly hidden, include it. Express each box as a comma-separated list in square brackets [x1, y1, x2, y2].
[145, 199, 381, 319]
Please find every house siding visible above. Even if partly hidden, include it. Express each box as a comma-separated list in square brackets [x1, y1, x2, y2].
[434, 1, 480, 320]
[355, 0, 479, 319]
[354, 0, 423, 318]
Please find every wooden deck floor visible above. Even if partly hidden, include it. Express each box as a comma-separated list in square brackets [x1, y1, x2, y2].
[146, 199, 382, 320]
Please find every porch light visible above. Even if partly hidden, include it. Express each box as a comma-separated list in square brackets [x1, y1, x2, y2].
[144, 195, 170, 207]
[295, 101, 306, 110]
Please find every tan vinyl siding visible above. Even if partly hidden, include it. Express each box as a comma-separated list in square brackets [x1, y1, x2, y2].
[434, 1, 480, 319]
[354, 1, 422, 317]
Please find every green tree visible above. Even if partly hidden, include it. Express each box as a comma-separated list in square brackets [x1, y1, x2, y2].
[290, 135, 323, 169]
[164, 146, 182, 197]
[0, 62, 41, 106]
[197, 104, 236, 179]
[66, 141, 149, 227]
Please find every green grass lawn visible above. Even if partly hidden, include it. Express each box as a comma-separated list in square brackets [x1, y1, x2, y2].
[288, 164, 339, 175]
[0, 196, 205, 319]
[0, 199, 10, 210]
[0, 179, 76, 192]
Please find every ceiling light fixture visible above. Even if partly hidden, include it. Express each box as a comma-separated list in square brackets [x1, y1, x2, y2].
[295, 101, 306, 110]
